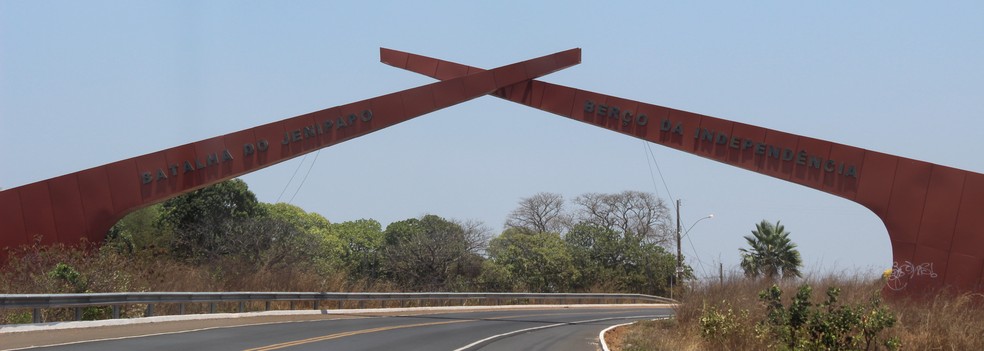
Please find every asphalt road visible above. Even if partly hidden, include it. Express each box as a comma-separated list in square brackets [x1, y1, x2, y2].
[6, 306, 671, 351]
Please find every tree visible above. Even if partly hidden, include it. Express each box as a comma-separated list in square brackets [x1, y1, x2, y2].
[504, 192, 569, 234]
[565, 223, 676, 295]
[261, 202, 343, 270]
[157, 179, 266, 262]
[105, 204, 166, 255]
[739, 220, 803, 280]
[483, 228, 578, 292]
[332, 219, 385, 281]
[381, 215, 486, 290]
[572, 191, 673, 246]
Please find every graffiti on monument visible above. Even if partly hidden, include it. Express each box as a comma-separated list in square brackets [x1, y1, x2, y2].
[886, 261, 939, 291]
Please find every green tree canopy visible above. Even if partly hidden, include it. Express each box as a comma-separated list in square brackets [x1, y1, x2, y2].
[739, 220, 803, 280]
[331, 219, 385, 281]
[157, 179, 267, 262]
[382, 215, 484, 290]
[565, 223, 676, 295]
[483, 228, 577, 293]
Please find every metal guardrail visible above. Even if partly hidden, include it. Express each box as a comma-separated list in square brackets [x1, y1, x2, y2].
[0, 292, 675, 324]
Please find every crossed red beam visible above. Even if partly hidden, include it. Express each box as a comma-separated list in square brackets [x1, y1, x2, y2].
[379, 48, 984, 296]
[1, 48, 982, 296]
[0, 49, 580, 254]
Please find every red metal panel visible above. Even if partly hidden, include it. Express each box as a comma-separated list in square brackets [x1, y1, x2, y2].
[105, 159, 143, 215]
[430, 76, 468, 109]
[406, 53, 439, 79]
[527, 81, 547, 108]
[367, 93, 406, 129]
[693, 114, 735, 163]
[538, 82, 577, 117]
[251, 121, 287, 168]
[191, 137, 229, 188]
[572, 89, 610, 127]
[336, 100, 375, 141]
[495, 80, 538, 105]
[907, 244, 949, 292]
[161, 143, 199, 194]
[662, 108, 701, 152]
[522, 54, 559, 81]
[951, 172, 984, 256]
[435, 61, 470, 81]
[604, 95, 641, 135]
[379, 48, 409, 70]
[551, 49, 581, 71]
[790, 136, 832, 189]
[402, 86, 436, 121]
[945, 253, 983, 291]
[460, 70, 497, 98]
[77, 166, 115, 243]
[279, 113, 320, 159]
[47, 174, 87, 244]
[222, 129, 259, 176]
[308, 107, 343, 146]
[0, 188, 27, 250]
[135, 151, 170, 203]
[890, 240, 917, 271]
[491, 62, 528, 88]
[855, 151, 898, 218]
[759, 130, 799, 181]
[916, 165, 965, 252]
[822, 143, 865, 200]
[884, 158, 932, 245]
[18, 181, 57, 244]
[629, 102, 668, 142]
[728, 122, 769, 173]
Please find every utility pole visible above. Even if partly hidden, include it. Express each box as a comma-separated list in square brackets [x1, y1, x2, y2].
[676, 199, 683, 285]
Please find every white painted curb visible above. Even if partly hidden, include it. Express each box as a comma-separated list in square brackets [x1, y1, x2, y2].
[599, 317, 670, 351]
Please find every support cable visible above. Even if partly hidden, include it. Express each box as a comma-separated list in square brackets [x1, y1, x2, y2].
[276, 154, 308, 203]
[288, 150, 321, 204]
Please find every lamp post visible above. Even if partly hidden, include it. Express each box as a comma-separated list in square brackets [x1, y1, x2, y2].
[674, 198, 714, 292]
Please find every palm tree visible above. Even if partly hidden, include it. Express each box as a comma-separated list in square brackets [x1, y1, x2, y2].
[739, 220, 803, 280]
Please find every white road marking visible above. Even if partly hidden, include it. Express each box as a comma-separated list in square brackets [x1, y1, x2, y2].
[452, 314, 662, 351]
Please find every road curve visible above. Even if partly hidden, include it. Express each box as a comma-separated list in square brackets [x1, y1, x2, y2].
[4, 306, 672, 351]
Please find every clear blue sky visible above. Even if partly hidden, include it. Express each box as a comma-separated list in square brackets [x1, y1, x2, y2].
[2, 1, 982, 280]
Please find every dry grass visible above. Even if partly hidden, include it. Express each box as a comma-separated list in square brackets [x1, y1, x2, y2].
[0, 242, 398, 323]
[610, 274, 984, 351]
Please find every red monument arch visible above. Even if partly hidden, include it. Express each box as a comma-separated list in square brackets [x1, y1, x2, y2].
[1, 48, 981, 296]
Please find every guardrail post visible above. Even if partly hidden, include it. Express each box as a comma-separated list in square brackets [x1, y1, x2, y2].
[238, 302, 245, 313]
[358, 301, 365, 309]
[209, 303, 216, 314]
[265, 301, 271, 311]
[145, 304, 155, 317]
[112, 305, 120, 319]
[75, 307, 82, 321]
[313, 300, 320, 310]
[179, 304, 185, 315]
[289, 301, 295, 310]
[32, 308, 41, 323]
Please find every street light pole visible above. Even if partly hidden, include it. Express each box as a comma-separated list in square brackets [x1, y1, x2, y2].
[676, 199, 683, 284]
[673, 199, 714, 293]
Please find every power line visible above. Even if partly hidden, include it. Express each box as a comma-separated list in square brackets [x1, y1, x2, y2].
[288, 149, 321, 204]
[276, 154, 308, 203]
[643, 140, 710, 279]
[643, 141, 675, 204]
